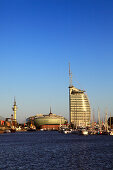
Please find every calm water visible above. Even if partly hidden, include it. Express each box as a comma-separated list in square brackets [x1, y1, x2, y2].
[0, 131, 113, 170]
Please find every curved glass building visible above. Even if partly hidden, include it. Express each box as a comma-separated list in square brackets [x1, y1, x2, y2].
[69, 86, 91, 127]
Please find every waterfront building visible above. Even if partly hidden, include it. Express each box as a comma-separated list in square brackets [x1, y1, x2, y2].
[0, 116, 5, 126]
[108, 116, 113, 129]
[69, 64, 91, 127]
[26, 109, 68, 130]
[69, 86, 91, 127]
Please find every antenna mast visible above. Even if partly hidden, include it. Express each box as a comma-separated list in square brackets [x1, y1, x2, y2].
[69, 62, 72, 87]
[50, 106, 52, 114]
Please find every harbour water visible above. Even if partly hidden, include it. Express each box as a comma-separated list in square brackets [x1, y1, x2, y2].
[0, 131, 113, 170]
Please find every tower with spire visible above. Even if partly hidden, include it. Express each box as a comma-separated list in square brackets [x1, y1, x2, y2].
[12, 97, 17, 122]
[69, 63, 91, 128]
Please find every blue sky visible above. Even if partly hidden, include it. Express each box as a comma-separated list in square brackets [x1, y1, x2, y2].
[0, 0, 113, 123]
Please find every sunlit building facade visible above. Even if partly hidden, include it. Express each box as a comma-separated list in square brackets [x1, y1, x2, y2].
[69, 86, 91, 127]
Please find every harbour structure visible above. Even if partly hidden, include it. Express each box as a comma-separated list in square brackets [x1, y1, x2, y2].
[108, 116, 113, 129]
[0, 116, 5, 126]
[69, 64, 91, 128]
[26, 109, 68, 130]
[12, 97, 17, 122]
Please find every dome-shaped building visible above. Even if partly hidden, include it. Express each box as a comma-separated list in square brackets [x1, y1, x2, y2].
[26, 109, 68, 130]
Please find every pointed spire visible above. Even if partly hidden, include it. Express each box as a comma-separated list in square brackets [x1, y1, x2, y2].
[14, 97, 16, 105]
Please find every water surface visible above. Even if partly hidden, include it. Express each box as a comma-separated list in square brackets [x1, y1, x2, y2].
[0, 131, 112, 170]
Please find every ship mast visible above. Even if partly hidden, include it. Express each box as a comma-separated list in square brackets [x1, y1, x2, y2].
[105, 112, 108, 132]
[110, 112, 111, 129]
[98, 108, 101, 129]
[92, 109, 95, 132]
[50, 106, 52, 114]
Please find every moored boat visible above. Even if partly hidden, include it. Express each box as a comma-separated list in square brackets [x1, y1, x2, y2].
[63, 129, 72, 134]
[27, 124, 36, 131]
[110, 130, 113, 135]
[27, 127, 36, 131]
[81, 129, 88, 135]
[4, 129, 11, 133]
[78, 128, 88, 135]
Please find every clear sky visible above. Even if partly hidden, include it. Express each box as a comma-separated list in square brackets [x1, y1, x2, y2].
[0, 0, 113, 123]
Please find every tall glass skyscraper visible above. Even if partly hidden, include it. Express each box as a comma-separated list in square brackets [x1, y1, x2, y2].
[69, 86, 91, 127]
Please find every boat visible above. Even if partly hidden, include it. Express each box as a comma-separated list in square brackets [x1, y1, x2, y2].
[63, 129, 72, 134]
[101, 131, 110, 135]
[10, 128, 16, 133]
[110, 130, 113, 135]
[4, 129, 11, 133]
[16, 127, 22, 131]
[27, 128, 36, 132]
[71, 129, 80, 135]
[81, 129, 88, 135]
[27, 124, 36, 131]
[73, 128, 88, 135]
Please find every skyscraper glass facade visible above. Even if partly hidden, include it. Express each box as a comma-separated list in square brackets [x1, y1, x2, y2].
[69, 86, 91, 127]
